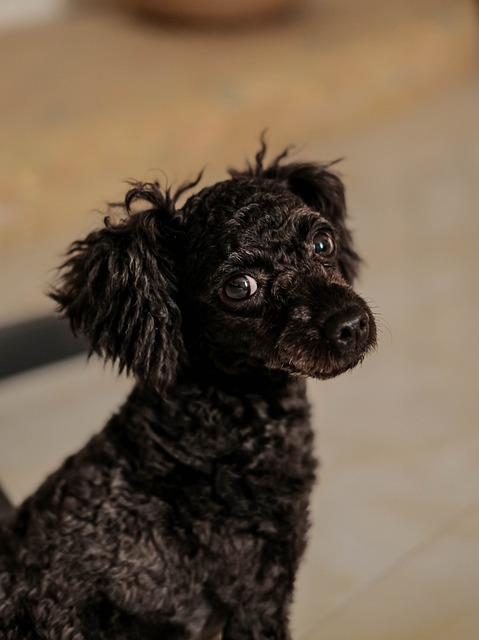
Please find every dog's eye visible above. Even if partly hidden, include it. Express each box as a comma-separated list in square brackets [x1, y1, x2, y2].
[313, 232, 336, 258]
[224, 275, 258, 300]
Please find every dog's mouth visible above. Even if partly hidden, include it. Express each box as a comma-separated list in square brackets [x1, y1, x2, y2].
[276, 345, 372, 380]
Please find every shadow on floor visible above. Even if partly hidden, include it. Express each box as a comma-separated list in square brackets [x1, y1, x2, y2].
[0, 315, 86, 380]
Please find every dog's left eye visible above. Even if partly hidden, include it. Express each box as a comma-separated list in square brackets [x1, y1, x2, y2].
[224, 275, 258, 300]
[313, 232, 336, 258]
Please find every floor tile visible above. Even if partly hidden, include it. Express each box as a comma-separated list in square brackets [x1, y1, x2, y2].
[0, 355, 132, 504]
[301, 502, 479, 640]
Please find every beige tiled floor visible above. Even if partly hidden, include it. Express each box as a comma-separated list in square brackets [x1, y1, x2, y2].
[1, 3, 479, 639]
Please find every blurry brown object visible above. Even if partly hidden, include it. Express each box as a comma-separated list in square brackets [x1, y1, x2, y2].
[120, 0, 293, 23]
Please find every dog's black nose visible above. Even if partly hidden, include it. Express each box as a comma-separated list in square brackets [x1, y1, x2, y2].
[322, 306, 370, 352]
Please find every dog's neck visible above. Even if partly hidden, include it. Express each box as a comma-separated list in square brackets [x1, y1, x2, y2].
[178, 364, 298, 397]
[182, 343, 300, 397]
[116, 370, 309, 477]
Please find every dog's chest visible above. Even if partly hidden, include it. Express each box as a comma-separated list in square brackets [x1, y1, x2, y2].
[162, 385, 314, 508]
[153, 385, 316, 586]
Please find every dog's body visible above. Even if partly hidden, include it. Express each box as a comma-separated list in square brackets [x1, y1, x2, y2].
[0, 146, 376, 639]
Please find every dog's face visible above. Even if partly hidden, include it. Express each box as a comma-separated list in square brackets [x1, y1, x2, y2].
[181, 176, 376, 380]
[51, 149, 376, 393]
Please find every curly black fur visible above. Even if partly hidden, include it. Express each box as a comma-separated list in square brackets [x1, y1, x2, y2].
[0, 145, 376, 639]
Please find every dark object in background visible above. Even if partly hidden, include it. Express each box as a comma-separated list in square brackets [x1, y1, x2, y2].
[0, 315, 86, 380]
[120, 0, 293, 24]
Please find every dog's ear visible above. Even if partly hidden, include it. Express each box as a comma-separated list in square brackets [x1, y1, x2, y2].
[264, 160, 360, 283]
[231, 141, 360, 283]
[50, 183, 185, 394]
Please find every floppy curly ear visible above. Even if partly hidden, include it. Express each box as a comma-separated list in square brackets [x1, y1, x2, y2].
[50, 183, 185, 395]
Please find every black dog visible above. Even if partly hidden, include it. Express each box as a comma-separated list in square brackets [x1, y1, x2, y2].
[0, 144, 376, 639]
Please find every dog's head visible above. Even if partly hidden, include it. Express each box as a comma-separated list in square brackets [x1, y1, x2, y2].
[52, 145, 376, 394]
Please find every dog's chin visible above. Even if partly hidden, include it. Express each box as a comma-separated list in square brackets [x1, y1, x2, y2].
[310, 355, 366, 380]
[276, 345, 372, 380]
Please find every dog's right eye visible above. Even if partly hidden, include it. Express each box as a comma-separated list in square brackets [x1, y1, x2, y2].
[224, 275, 258, 300]
[313, 231, 336, 258]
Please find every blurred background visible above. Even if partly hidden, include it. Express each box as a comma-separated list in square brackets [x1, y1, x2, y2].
[1, 0, 478, 638]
